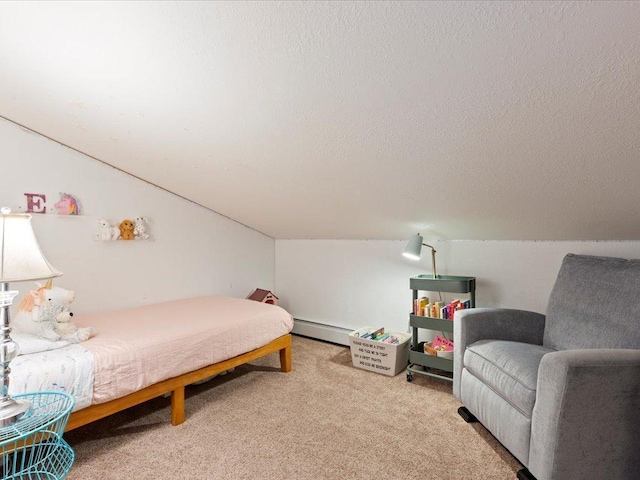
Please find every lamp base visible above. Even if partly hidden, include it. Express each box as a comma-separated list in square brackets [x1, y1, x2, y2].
[0, 397, 31, 427]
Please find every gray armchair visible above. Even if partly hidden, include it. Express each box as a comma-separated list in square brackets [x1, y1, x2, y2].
[453, 254, 640, 480]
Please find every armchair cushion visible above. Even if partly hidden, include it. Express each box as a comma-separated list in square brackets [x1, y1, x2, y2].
[454, 308, 546, 399]
[545, 254, 640, 350]
[465, 340, 555, 417]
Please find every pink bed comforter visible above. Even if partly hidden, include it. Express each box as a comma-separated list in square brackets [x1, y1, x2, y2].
[74, 296, 294, 404]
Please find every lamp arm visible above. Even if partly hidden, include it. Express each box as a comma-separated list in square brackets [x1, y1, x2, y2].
[422, 243, 438, 279]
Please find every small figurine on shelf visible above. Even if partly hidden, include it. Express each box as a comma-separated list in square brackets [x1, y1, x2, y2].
[97, 218, 121, 241]
[133, 216, 150, 240]
[53, 193, 81, 215]
[119, 219, 135, 240]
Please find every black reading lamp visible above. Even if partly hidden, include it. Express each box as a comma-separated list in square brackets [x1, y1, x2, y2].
[402, 233, 438, 279]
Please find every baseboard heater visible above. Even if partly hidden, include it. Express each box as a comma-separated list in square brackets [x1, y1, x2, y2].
[291, 318, 352, 346]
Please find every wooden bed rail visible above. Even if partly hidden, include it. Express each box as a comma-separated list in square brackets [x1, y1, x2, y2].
[66, 333, 292, 431]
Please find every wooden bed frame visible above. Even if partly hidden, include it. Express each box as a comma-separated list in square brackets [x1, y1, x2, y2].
[65, 333, 292, 431]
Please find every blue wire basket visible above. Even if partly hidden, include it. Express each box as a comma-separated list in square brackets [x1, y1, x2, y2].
[0, 391, 75, 480]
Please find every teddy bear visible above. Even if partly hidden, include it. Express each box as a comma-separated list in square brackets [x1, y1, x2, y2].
[98, 218, 121, 241]
[54, 307, 94, 343]
[119, 219, 135, 240]
[133, 216, 150, 240]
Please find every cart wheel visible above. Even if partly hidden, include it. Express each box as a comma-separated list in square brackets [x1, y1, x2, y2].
[406, 371, 413, 382]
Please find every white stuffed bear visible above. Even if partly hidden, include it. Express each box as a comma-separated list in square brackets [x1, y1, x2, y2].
[54, 307, 93, 343]
[133, 216, 150, 240]
[98, 218, 121, 241]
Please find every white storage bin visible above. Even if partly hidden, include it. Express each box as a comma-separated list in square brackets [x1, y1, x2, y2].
[348, 327, 410, 376]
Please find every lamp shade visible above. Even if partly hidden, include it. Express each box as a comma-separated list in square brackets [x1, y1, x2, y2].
[402, 233, 424, 260]
[0, 211, 61, 282]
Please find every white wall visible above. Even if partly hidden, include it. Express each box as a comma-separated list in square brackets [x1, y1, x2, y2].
[275, 239, 640, 333]
[1, 119, 275, 314]
[6, 114, 640, 332]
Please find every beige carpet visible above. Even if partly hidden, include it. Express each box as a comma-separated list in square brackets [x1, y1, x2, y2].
[64, 335, 522, 479]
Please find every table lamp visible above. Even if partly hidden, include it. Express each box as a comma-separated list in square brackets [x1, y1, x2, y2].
[0, 207, 61, 426]
[402, 233, 438, 279]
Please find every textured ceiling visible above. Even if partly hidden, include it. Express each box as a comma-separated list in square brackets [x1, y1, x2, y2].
[1, 1, 640, 240]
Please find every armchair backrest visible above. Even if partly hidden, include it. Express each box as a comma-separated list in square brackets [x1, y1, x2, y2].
[544, 253, 640, 350]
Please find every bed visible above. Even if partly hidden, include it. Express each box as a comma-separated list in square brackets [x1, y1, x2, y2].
[9, 296, 294, 431]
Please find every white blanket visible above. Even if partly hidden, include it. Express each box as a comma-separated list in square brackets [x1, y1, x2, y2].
[8, 344, 94, 411]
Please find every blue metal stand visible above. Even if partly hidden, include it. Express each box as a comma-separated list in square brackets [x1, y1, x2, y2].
[0, 392, 75, 480]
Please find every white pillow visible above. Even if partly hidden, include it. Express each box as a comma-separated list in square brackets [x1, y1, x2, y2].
[11, 331, 70, 355]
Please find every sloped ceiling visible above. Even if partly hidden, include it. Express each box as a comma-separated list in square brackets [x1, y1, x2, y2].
[1, 1, 639, 240]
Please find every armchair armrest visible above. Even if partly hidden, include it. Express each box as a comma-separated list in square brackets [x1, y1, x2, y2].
[529, 349, 640, 480]
[453, 308, 546, 399]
